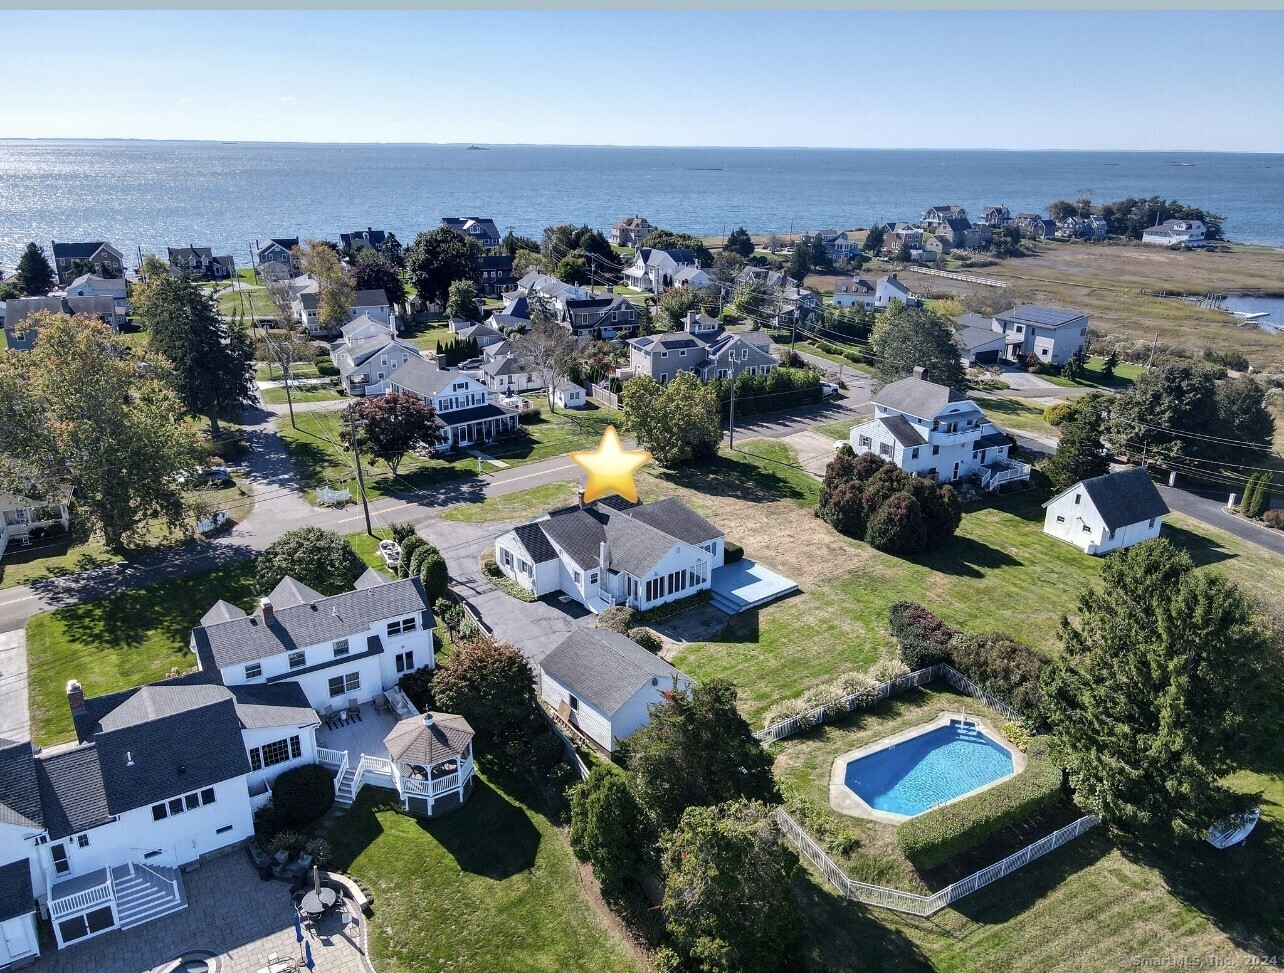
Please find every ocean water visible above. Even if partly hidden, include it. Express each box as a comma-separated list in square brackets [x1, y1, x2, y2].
[1, 141, 1281, 271]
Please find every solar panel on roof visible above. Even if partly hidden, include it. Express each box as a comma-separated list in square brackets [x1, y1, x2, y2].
[1012, 305, 1081, 326]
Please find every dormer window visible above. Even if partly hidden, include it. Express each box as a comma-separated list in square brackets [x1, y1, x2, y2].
[288, 651, 306, 669]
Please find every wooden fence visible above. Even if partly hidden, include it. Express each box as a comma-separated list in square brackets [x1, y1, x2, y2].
[906, 266, 1009, 288]
[775, 807, 1100, 916]
[753, 664, 1020, 745]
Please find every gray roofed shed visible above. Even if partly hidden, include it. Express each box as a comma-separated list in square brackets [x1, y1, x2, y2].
[541, 630, 687, 717]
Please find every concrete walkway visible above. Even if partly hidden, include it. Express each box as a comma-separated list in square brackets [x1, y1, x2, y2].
[0, 630, 30, 742]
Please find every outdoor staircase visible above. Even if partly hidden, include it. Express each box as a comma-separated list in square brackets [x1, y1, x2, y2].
[334, 767, 360, 807]
[110, 863, 188, 930]
[708, 589, 743, 615]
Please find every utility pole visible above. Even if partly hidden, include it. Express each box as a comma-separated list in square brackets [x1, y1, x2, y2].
[728, 376, 737, 450]
[348, 414, 374, 536]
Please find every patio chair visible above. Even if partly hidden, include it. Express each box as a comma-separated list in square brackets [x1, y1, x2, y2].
[373, 693, 390, 715]
[347, 698, 362, 722]
[320, 703, 334, 725]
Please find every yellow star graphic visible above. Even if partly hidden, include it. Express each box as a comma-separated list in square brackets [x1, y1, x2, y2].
[570, 426, 652, 504]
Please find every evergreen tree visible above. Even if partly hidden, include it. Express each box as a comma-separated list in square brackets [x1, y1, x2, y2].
[569, 765, 654, 887]
[15, 242, 54, 295]
[724, 227, 755, 259]
[787, 244, 810, 284]
[1044, 406, 1110, 492]
[863, 223, 885, 254]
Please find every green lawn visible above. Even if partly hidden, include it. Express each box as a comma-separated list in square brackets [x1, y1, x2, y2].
[717, 440, 821, 509]
[25, 562, 259, 745]
[399, 319, 457, 352]
[978, 397, 1057, 436]
[477, 401, 625, 468]
[1037, 356, 1145, 389]
[324, 773, 642, 973]
[442, 482, 580, 523]
[814, 416, 862, 440]
[213, 282, 276, 320]
[275, 409, 476, 502]
[256, 361, 321, 382]
[259, 384, 346, 406]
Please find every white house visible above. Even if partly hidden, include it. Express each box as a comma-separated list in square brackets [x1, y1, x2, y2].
[337, 312, 394, 347]
[191, 575, 435, 713]
[1141, 219, 1207, 248]
[621, 247, 701, 295]
[848, 369, 1030, 490]
[61, 274, 129, 324]
[991, 304, 1089, 366]
[539, 629, 692, 754]
[0, 486, 72, 559]
[553, 383, 586, 409]
[831, 276, 876, 310]
[1042, 467, 1169, 555]
[385, 357, 520, 449]
[494, 496, 724, 613]
[332, 335, 421, 396]
[294, 287, 393, 337]
[874, 274, 919, 310]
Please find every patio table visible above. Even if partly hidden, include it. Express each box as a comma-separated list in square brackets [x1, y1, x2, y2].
[300, 887, 338, 915]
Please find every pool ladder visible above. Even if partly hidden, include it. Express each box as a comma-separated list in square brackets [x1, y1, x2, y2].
[956, 709, 979, 737]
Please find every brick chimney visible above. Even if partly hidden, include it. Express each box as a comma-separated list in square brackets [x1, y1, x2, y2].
[260, 597, 275, 624]
[913, 366, 927, 381]
[66, 679, 86, 718]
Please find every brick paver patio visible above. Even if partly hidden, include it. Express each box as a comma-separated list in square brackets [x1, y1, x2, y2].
[29, 852, 374, 973]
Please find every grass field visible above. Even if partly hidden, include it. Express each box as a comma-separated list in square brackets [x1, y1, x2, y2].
[258, 383, 346, 405]
[324, 773, 642, 973]
[25, 561, 259, 745]
[976, 397, 1058, 437]
[441, 482, 580, 523]
[1037, 356, 1146, 389]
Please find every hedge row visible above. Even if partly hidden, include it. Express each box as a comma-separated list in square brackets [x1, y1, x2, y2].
[896, 738, 1064, 870]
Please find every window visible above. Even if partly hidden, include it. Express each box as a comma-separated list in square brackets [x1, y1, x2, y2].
[201, 788, 216, 805]
[185, 793, 201, 811]
[569, 694, 579, 711]
[1082, 524, 1091, 533]
[1056, 515, 1066, 523]
[911, 447, 920, 460]
[1148, 517, 1156, 528]
[878, 442, 893, 458]
[77, 834, 90, 848]
[932, 445, 940, 456]
[216, 825, 233, 835]
[1109, 528, 1117, 540]
[396, 651, 414, 673]
[328, 671, 361, 697]
[588, 572, 598, 586]
[288, 651, 306, 669]
[249, 735, 301, 770]
[387, 616, 417, 636]
[152, 785, 219, 817]
[573, 570, 582, 586]
[144, 849, 163, 859]
[1073, 494, 1081, 505]
[333, 639, 350, 658]
[245, 663, 262, 680]
[51, 844, 69, 875]
[660, 350, 668, 358]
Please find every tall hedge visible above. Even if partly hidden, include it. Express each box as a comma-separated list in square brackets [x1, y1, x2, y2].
[896, 738, 1063, 870]
[418, 548, 449, 601]
[268, 764, 335, 828]
[397, 535, 427, 578]
[888, 602, 954, 670]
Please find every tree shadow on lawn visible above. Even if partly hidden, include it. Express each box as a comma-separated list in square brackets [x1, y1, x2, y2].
[655, 454, 813, 505]
[913, 534, 1022, 580]
[1116, 819, 1284, 956]
[277, 432, 337, 491]
[413, 771, 542, 880]
[793, 871, 936, 973]
[1162, 522, 1235, 570]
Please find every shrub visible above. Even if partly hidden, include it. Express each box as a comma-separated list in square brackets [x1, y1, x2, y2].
[868, 658, 910, 683]
[269, 764, 335, 828]
[397, 535, 427, 578]
[801, 681, 848, 719]
[888, 602, 954, 670]
[1043, 401, 1078, 426]
[823, 481, 866, 537]
[949, 631, 1047, 727]
[865, 492, 927, 553]
[627, 627, 662, 653]
[398, 665, 436, 712]
[418, 548, 449, 601]
[1002, 720, 1032, 752]
[896, 739, 1064, 870]
[835, 670, 881, 706]
[596, 606, 637, 634]
[530, 731, 565, 773]
[265, 829, 308, 857]
[315, 360, 339, 377]
[389, 521, 418, 544]
[407, 544, 431, 580]
[762, 698, 815, 730]
[1263, 509, 1284, 529]
[723, 541, 744, 564]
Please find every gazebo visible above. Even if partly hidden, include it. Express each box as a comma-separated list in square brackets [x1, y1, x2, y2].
[383, 712, 476, 817]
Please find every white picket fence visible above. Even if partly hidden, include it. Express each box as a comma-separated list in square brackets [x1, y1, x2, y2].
[775, 807, 1100, 916]
[906, 265, 1009, 288]
[753, 663, 1021, 744]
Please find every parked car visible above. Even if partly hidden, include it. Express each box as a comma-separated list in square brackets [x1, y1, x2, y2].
[821, 382, 840, 397]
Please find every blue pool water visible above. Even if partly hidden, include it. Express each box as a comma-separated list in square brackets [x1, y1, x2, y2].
[844, 721, 1014, 817]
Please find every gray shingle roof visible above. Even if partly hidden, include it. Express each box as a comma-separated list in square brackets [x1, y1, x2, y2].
[956, 325, 1005, 352]
[201, 600, 247, 626]
[192, 577, 431, 669]
[34, 745, 112, 840]
[995, 305, 1086, 329]
[384, 713, 474, 766]
[624, 497, 721, 546]
[229, 683, 320, 730]
[1051, 467, 1170, 532]
[0, 859, 34, 922]
[875, 375, 969, 419]
[354, 567, 389, 589]
[387, 358, 469, 399]
[51, 241, 116, 260]
[0, 738, 42, 829]
[269, 576, 325, 609]
[512, 523, 557, 563]
[881, 414, 926, 448]
[541, 630, 687, 717]
[974, 431, 1011, 450]
[352, 289, 390, 308]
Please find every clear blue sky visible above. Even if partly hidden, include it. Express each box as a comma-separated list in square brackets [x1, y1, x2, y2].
[3, 10, 1282, 151]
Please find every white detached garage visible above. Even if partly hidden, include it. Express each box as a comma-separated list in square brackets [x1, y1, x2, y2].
[540, 630, 692, 755]
[1042, 467, 1169, 555]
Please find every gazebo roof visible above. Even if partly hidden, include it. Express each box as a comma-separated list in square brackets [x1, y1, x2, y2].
[383, 712, 474, 766]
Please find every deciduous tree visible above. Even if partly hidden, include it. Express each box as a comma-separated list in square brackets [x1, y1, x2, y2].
[0, 313, 198, 551]
[132, 273, 256, 437]
[1042, 539, 1270, 834]
[405, 227, 482, 307]
[869, 304, 967, 390]
[340, 391, 439, 476]
[661, 800, 801, 973]
[512, 320, 582, 412]
[255, 526, 366, 596]
[621, 372, 721, 468]
[635, 230, 713, 267]
[656, 286, 704, 330]
[431, 636, 537, 741]
[296, 240, 355, 335]
[352, 249, 406, 307]
[445, 279, 482, 322]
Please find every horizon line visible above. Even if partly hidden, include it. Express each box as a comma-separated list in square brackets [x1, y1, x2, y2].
[1, 137, 1281, 155]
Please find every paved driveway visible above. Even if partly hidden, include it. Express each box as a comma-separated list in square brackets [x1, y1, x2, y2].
[29, 853, 372, 973]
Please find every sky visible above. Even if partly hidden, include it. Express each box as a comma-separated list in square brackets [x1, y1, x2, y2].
[2, 10, 1283, 151]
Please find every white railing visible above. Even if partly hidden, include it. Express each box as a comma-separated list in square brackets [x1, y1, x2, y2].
[754, 664, 1022, 744]
[134, 861, 180, 901]
[981, 458, 1033, 492]
[317, 746, 346, 767]
[400, 777, 431, 796]
[774, 807, 1100, 916]
[430, 771, 461, 794]
[50, 876, 114, 919]
[357, 755, 394, 777]
[906, 265, 1008, 288]
[316, 486, 352, 506]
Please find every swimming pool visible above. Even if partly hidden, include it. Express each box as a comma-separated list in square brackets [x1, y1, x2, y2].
[841, 720, 1015, 819]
